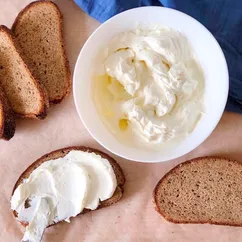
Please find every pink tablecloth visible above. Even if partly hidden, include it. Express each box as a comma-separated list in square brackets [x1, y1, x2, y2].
[1, 1, 242, 241]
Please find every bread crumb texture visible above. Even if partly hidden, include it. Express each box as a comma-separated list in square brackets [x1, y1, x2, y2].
[0, 27, 44, 116]
[154, 157, 242, 225]
[13, 2, 70, 103]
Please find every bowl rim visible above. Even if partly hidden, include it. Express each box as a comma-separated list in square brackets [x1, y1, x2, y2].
[73, 6, 229, 162]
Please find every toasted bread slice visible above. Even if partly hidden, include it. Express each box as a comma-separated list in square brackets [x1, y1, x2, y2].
[12, 1, 71, 105]
[0, 84, 15, 140]
[154, 156, 242, 227]
[0, 25, 48, 119]
[12, 146, 125, 226]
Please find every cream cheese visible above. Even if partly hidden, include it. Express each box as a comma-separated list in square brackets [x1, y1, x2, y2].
[93, 26, 204, 148]
[105, 49, 140, 96]
[11, 150, 117, 242]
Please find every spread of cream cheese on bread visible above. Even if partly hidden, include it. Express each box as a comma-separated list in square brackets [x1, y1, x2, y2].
[11, 150, 117, 242]
[93, 26, 204, 148]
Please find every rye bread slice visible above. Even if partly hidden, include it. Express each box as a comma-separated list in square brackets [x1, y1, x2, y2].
[0, 84, 15, 140]
[0, 25, 48, 119]
[12, 1, 71, 105]
[154, 156, 242, 227]
[12, 146, 125, 227]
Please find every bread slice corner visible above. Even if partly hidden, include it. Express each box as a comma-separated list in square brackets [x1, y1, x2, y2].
[12, 146, 125, 226]
[0, 25, 49, 119]
[0, 84, 15, 140]
[12, 1, 71, 105]
[153, 156, 242, 227]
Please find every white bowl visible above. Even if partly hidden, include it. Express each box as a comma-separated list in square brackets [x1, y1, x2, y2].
[73, 6, 229, 162]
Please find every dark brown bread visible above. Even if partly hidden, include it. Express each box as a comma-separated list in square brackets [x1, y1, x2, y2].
[0, 84, 15, 140]
[12, 146, 125, 227]
[0, 25, 48, 119]
[12, 1, 71, 105]
[154, 156, 242, 227]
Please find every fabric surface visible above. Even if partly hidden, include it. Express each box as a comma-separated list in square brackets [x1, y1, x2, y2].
[1, 1, 242, 242]
[75, 0, 242, 113]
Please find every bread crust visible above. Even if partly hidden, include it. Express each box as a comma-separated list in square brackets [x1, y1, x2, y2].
[12, 146, 125, 227]
[153, 156, 242, 227]
[12, 1, 71, 105]
[0, 25, 49, 119]
[0, 84, 15, 140]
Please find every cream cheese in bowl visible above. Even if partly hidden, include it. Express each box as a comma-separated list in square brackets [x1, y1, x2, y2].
[93, 27, 204, 149]
[73, 6, 228, 162]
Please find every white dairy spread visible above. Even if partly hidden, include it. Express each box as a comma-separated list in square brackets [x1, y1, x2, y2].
[93, 26, 204, 148]
[11, 150, 117, 242]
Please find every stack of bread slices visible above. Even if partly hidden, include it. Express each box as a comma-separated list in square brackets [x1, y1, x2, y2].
[0, 1, 71, 140]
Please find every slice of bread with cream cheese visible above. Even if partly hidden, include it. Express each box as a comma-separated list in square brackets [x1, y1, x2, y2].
[11, 146, 125, 242]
